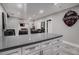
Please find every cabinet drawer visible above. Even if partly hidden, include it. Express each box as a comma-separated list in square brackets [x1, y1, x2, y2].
[29, 50, 40, 55]
[51, 43, 62, 50]
[42, 46, 61, 55]
[40, 41, 51, 49]
[51, 49, 62, 55]
[43, 49, 52, 55]
[0, 48, 21, 55]
[22, 44, 40, 55]
[51, 38, 62, 45]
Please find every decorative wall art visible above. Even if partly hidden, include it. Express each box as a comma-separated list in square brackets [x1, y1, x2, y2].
[63, 10, 79, 27]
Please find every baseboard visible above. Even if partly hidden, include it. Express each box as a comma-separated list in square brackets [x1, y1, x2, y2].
[63, 40, 79, 49]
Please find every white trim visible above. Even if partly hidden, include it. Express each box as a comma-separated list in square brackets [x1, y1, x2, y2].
[63, 40, 79, 49]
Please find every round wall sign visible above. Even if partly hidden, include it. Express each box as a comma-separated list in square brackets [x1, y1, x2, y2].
[63, 10, 79, 27]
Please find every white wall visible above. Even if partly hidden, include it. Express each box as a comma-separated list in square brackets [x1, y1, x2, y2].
[5, 18, 30, 48]
[6, 18, 20, 36]
[0, 5, 3, 49]
[0, 4, 7, 49]
[30, 19, 45, 30]
[34, 20, 44, 29]
[7, 17, 29, 36]
[43, 6, 79, 45]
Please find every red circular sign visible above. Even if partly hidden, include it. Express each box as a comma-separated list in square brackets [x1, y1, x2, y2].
[63, 10, 79, 27]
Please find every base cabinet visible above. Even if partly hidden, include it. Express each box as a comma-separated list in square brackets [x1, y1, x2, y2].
[40, 37, 62, 55]
[0, 37, 62, 55]
[21, 44, 40, 55]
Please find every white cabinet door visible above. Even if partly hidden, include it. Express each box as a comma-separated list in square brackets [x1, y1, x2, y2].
[50, 37, 62, 45]
[43, 48, 52, 55]
[40, 40, 51, 49]
[40, 40, 52, 55]
[40, 37, 62, 55]
[29, 50, 41, 55]
[0, 48, 21, 55]
[50, 38, 62, 55]
[22, 44, 40, 55]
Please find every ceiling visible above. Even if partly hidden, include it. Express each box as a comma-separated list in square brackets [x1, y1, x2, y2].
[2, 3, 27, 19]
[2, 3, 79, 20]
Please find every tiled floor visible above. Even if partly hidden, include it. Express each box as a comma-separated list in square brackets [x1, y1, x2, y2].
[60, 42, 79, 55]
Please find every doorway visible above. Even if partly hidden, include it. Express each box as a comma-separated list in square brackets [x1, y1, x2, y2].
[47, 19, 53, 33]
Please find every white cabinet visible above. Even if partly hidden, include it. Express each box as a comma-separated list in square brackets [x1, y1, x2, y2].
[50, 37, 62, 45]
[40, 40, 52, 55]
[43, 48, 52, 55]
[29, 50, 41, 55]
[40, 40, 51, 49]
[40, 37, 62, 55]
[0, 36, 62, 55]
[41, 42, 52, 55]
[0, 48, 21, 55]
[22, 43, 40, 55]
[50, 38, 62, 55]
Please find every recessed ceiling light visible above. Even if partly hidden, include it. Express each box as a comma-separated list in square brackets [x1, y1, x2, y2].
[39, 10, 44, 14]
[17, 4, 23, 8]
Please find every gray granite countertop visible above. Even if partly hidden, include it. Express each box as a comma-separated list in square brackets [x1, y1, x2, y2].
[0, 33, 62, 52]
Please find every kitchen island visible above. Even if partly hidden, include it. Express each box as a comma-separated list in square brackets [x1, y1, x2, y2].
[0, 33, 63, 55]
